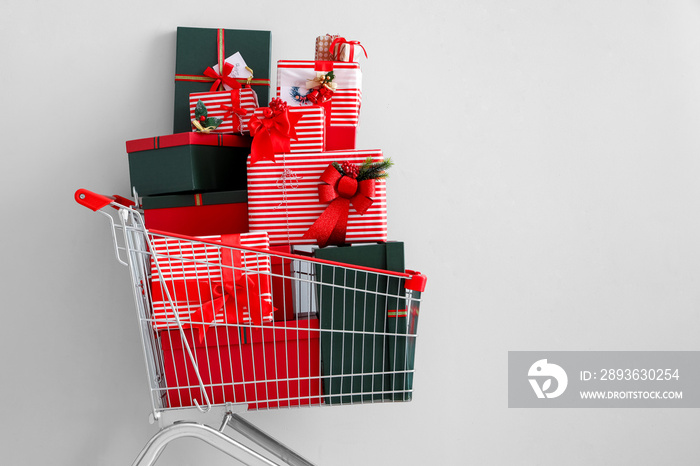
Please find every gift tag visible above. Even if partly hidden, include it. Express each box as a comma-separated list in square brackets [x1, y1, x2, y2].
[211, 52, 254, 90]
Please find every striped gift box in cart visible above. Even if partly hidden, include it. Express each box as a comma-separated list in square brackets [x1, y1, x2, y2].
[276, 61, 362, 150]
[251, 106, 325, 153]
[149, 232, 273, 331]
[189, 88, 259, 134]
[246, 150, 387, 246]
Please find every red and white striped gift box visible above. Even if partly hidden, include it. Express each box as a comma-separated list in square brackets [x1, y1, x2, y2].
[276, 61, 362, 151]
[189, 88, 259, 134]
[251, 106, 325, 153]
[150, 232, 273, 331]
[247, 150, 387, 247]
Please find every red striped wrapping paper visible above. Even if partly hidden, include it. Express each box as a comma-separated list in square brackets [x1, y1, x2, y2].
[276, 61, 361, 150]
[189, 88, 259, 134]
[251, 106, 325, 153]
[247, 150, 387, 247]
[150, 232, 273, 330]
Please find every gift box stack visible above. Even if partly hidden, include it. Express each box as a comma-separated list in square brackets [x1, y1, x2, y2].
[125, 28, 418, 409]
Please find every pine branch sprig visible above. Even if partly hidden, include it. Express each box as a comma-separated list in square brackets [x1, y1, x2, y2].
[332, 157, 393, 180]
[357, 157, 393, 181]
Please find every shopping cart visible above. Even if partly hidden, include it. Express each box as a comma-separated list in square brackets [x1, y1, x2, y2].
[75, 188, 427, 466]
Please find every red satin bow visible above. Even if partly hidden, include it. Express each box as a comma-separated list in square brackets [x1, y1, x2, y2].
[190, 275, 266, 343]
[248, 109, 301, 164]
[302, 164, 376, 247]
[189, 240, 274, 342]
[219, 91, 248, 127]
[329, 37, 368, 62]
[203, 61, 242, 92]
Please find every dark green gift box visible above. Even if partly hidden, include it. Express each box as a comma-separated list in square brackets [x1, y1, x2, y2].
[126, 132, 250, 196]
[313, 242, 418, 404]
[174, 27, 272, 134]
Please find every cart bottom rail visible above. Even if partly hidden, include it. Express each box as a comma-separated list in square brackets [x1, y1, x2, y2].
[133, 409, 315, 466]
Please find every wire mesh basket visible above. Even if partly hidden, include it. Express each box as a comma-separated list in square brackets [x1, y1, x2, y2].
[76, 189, 426, 418]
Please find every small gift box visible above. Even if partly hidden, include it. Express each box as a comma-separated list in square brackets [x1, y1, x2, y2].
[126, 132, 250, 196]
[160, 317, 322, 409]
[150, 232, 275, 334]
[246, 149, 388, 247]
[250, 106, 325, 154]
[329, 37, 368, 63]
[314, 34, 339, 61]
[189, 88, 259, 134]
[141, 190, 249, 237]
[174, 27, 272, 134]
[312, 242, 415, 403]
[277, 60, 362, 151]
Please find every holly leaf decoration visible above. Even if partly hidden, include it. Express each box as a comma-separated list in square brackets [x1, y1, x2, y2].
[194, 100, 208, 119]
[204, 117, 223, 129]
[191, 100, 222, 131]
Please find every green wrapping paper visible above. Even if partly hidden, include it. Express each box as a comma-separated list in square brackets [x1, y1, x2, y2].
[141, 190, 247, 210]
[313, 242, 416, 404]
[174, 27, 272, 133]
[126, 133, 250, 196]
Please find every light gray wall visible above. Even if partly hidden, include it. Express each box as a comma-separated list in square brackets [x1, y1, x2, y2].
[2, 1, 700, 464]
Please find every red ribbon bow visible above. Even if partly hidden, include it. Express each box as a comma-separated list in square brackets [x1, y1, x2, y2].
[302, 164, 376, 247]
[248, 108, 301, 164]
[203, 61, 242, 92]
[189, 238, 274, 342]
[329, 37, 368, 62]
[190, 275, 267, 343]
[219, 91, 248, 128]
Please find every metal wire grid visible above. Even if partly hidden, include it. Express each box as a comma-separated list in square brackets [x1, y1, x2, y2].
[102, 203, 421, 418]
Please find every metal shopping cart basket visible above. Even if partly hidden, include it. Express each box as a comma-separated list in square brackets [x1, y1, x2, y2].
[75, 189, 427, 466]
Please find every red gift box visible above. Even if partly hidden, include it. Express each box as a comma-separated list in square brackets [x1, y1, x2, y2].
[246, 150, 387, 247]
[250, 106, 325, 154]
[160, 317, 322, 409]
[189, 88, 259, 134]
[142, 191, 249, 237]
[150, 232, 274, 332]
[276, 61, 361, 151]
[329, 37, 368, 63]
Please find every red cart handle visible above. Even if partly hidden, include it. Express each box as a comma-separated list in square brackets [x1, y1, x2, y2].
[405, 270, 427, 292]
[75, 188, 135, 211]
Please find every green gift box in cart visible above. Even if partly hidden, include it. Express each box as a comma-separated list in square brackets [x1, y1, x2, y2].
[312, 242, 424, 404]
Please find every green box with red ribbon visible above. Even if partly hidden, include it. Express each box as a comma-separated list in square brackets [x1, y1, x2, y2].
[174, 27, 272, 134]
[312, 242, 417, 403]
[126, 132, 250, 196]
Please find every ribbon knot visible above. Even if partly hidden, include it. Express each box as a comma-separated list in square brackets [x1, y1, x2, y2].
[188, 236, 275, 342]
[329, 37, 368, 62]
[306, 71, 338, 91]
[302, 164, 376, 247]
[218, 90, 249, 131]
[203, 61, 243, 92]
[248, 108, 302, 164]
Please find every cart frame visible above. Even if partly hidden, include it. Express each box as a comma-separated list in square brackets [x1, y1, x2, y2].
[75, 189, 426, 465]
